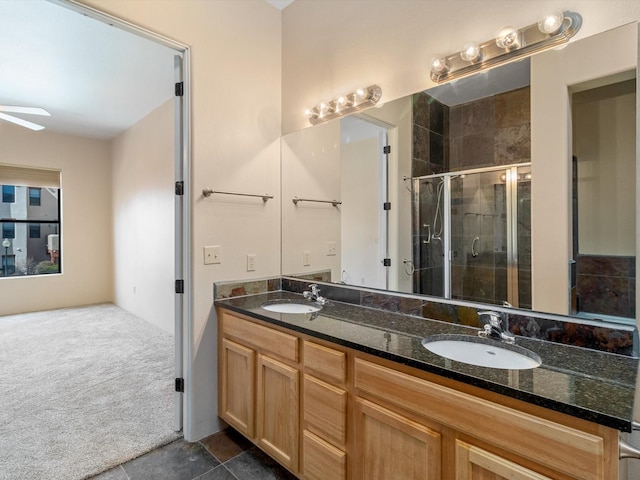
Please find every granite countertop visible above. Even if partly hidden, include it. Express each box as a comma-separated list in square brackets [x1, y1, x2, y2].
[215, 291, 638, 432]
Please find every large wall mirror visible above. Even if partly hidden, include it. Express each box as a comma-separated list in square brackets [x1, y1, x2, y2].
[281, 22, 638, 326]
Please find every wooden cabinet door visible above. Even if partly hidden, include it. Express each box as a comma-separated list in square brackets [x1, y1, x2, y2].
[219, 338, 255, 438]
[256, 353, 300, 472]
[353, 398, 441, 480]
[455, 440, 552, 480]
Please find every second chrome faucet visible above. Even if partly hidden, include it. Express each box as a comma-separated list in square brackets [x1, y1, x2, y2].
[477, 310, 515, 344]
[303, 284, 327, 306]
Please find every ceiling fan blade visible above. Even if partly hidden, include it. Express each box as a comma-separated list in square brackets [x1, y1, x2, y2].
[0, 112, 45, 131]
[0, 106, 50, 116]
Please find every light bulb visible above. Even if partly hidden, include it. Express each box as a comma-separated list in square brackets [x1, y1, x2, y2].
[355, 87, 368, 102]
[496, 26, 519, 50]
[304, 108, 313, 118]
[460, 41, 481, 62]
[538, 10, 564, 35]
[430, 56, 449, 75]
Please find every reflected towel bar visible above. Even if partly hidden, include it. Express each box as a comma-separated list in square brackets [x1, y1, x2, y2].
[292, 197, 342, 207]
[202, 188, 273, 202]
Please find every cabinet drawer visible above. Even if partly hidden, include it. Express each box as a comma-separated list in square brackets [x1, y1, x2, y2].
[221, 311, 298, 362]
[304, 374, 347, 448]
[456, 439, 552, 480]
[304, 341, 346, 384]
[303, 430, 346, 480]
[354, 358, 605, 480]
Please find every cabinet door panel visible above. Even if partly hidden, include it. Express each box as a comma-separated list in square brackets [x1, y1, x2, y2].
[256, 353, 299, 472]
[220, 339, 255, 437]
[353, 398, 441, 480]
[456, 440, 552, 480]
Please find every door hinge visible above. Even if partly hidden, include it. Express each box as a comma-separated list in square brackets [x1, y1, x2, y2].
[175, 279, 184, 294]
[175, 181, 184, 196]
[175, 378, 185, 393]
[383, 202, 391, 211]
[383, 258, 391, 267]
[175, 82, 184, 97]
[383, 145, 391, 154]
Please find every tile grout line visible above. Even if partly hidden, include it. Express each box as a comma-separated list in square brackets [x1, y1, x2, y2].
[118, 465, 131, 480]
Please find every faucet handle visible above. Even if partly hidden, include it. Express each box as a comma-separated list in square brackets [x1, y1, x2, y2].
[309, 283, 320, 295]
[478, 310, 503, 327]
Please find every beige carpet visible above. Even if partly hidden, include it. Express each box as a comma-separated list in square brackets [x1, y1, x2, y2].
[0, 304, 181, 480]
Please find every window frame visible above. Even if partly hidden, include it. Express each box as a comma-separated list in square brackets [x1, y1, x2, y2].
[2, 185, 15, 203]
[28, 187, 41, 206]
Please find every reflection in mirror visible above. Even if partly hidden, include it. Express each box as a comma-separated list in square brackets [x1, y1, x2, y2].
[281, 24, 637, 325]
[571, 77, 636, 323]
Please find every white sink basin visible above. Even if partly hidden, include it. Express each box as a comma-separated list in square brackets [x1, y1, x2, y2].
[261, 301, 322, 314]
[422, 335, 541, 370]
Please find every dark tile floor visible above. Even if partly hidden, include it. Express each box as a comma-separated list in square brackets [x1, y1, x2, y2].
[89, 428, 297, 480]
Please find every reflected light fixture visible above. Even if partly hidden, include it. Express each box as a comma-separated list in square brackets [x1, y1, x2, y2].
[430, 10, 582, 84]
[305, 85, 382, 125]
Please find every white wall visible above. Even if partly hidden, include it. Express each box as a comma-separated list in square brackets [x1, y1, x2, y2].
[281, 119, 341, 278]
[0, 122, 113, 314]
[111, 99, 174, 334]
[84, 0, 282, 441]
[282, 1, 640, 134]
[573, 81, 636, 255]
[530, 23, 637, 315]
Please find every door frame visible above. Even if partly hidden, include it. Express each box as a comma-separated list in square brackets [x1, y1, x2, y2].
[52, 0, 192, 433]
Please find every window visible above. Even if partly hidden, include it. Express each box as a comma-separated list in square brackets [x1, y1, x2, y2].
[2, 223, 15, 239]
[29, 187, 41, 206]
[2, 185, 15, 203]
[29, 223, 41, 239]
[0, 165, 62, 277]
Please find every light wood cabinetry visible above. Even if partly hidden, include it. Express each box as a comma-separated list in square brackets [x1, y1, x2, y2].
[217, 307, 620, 480]
[218, 310, 300, 473]
[302, 340, 348, 480]
[256, 354, 299, 471]
[352, 398, 442, 480]
[219, 338, 254, 438]
[455, 440, 552, 480]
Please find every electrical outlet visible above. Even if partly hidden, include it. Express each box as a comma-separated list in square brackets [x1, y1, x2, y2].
[247, 254, 256, 271]
[204, 245, 221, 265]
[327, 241, 337, 256]
[303, 250, 311, 266]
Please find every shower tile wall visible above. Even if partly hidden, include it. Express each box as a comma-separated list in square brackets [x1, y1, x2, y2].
[576, 255, 636, 318]
[412, 87, 531, 305]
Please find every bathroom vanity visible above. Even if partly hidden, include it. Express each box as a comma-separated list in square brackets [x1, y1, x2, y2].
[215, 290, 637, 480]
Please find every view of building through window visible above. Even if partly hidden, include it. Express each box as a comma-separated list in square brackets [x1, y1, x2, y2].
[1, 184, 61, 277]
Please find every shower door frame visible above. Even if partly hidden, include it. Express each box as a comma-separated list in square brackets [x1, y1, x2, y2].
[414, 162, 530, 307]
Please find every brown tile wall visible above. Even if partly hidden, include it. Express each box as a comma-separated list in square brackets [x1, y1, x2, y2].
[576, 255, 636, 319]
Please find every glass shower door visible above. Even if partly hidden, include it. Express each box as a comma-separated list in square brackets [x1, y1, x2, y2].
[450, 170, 508, 306]
[414, 164, 531, 308]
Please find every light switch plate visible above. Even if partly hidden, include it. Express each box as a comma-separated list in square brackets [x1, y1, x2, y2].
[204, 245, 221, 265]
[247, 254, 256, 271]
[303, 250, 311, 266]
[327, 241, 337, 256]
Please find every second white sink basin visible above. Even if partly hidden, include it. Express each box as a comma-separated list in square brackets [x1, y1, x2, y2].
[261, 301, 322, 314]
[422, 335, 541, 370]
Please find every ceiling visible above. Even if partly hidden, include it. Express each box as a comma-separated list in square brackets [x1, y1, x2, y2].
[0, 0, 176, 140]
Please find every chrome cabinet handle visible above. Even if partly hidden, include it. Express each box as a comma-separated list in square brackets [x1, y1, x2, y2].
[619, 439, 640, 460]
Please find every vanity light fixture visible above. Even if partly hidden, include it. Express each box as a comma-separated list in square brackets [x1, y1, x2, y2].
[430, 10, 582, 84]
[305, 85, 382, 125]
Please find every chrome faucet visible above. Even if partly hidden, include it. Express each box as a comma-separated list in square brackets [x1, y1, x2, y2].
[303, 284, 327, 305]
[477, 310, 515, 344]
